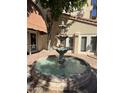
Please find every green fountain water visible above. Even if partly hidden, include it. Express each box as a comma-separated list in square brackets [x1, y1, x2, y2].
[35, 56, 87, 77]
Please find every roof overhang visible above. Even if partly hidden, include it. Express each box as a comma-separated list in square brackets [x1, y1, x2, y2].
[62, 13, 97, 26]
[27, 10, 47, 33]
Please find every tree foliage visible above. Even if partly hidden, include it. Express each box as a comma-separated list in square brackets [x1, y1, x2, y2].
[36, 0, 87, 21]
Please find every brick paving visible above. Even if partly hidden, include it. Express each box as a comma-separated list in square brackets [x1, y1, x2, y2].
[27, 50, 97, 69]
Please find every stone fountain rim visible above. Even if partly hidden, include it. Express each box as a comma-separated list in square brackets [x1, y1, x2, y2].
[30, 55, 92, 91]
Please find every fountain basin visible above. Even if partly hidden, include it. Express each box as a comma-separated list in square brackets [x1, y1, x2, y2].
[56, 35, 68, 42]
[31, 55, 92, 92]
[55, 47, 70, 55]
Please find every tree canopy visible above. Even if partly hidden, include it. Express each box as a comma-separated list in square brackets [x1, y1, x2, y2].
[36, 0, 87, 21]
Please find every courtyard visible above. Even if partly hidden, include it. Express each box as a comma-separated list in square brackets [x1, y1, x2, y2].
[27, 0, 97, 93]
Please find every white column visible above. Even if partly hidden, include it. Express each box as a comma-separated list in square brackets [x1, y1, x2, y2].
[73, 32, 81, 54]
[66, 37, 69, 47]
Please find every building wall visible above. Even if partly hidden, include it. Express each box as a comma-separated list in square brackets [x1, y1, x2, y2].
[83, 0, 93, 19]
[37, 31, 48, 50]
[67, 20, 96, 35]
[65, 19, 97, 54]
[65, 0, 97, 54]
[27, 30, 48, 54]
[69, 0, 93, 19]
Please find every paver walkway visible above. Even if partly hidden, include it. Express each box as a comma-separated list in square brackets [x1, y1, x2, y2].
[27, 50, 97, 69]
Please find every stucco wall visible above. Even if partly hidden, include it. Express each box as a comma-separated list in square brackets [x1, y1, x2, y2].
[68, 0, 93, 19]
[83, 0, 93, 19]
[49, 17, 97, 48]
[67, 20, 96, 35]
[37, 32, 48, 51]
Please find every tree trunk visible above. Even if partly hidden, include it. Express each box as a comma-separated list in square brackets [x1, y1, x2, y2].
[47, 21, 53, 50]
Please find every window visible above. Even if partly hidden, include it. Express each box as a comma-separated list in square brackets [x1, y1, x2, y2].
[30, 33, 37, 51]
[91, 37, 97, 52]
[81, 37, 87, 51]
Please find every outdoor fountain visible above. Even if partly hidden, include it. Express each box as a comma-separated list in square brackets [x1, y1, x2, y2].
[29, 21, 93, 93]
[54, 21, 70, 64]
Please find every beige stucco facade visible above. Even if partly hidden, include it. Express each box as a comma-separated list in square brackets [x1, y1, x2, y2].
[83, 0, 93, 19]
[67, 20, 96, 35]
[68, 0, 94, 19]
[48, 16, 97, 54]
[66, 20, 97, 54]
